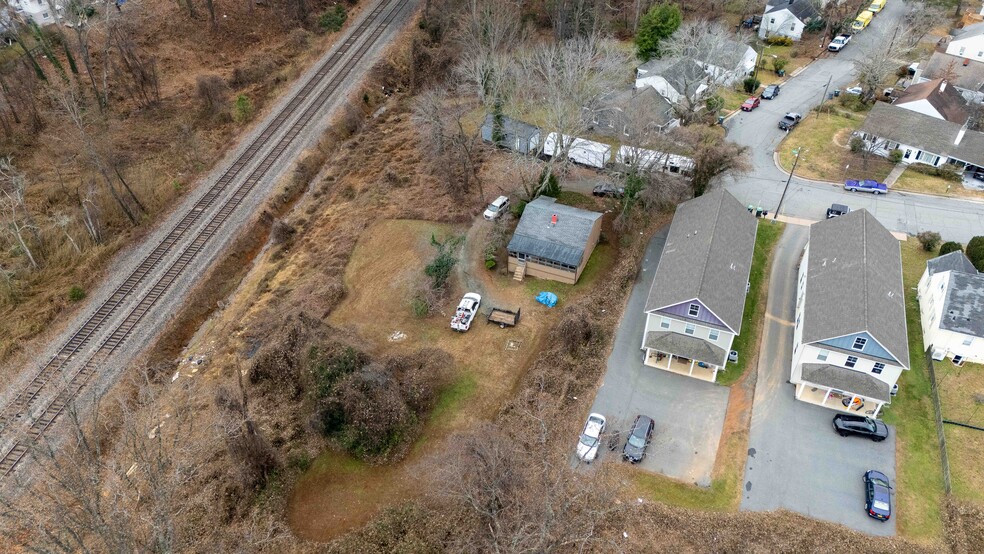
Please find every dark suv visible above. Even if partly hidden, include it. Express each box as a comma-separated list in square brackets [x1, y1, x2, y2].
[833, 414, 889, 441]
[622, 415, 655, 463]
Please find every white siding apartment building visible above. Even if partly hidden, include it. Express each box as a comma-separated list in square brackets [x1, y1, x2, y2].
[791, 210, 909, 417]
[917, 251, 984, 365]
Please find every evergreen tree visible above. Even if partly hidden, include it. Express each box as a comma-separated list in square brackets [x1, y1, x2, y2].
[635, 4, 682, 61]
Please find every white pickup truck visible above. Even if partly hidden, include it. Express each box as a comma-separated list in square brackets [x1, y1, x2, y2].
[451, 293, 483, 332]
[828, 34, 851, 52]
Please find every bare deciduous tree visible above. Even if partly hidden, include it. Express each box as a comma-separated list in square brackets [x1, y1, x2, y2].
[0, 157, 42, 269]
[678, 124, 749, 197]
[853, 22, 917, 102]
[413, 85, 484, 201]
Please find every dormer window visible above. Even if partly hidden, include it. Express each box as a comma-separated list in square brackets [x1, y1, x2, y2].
[688, 303, 700, 317]
[852, 337, 867, 350]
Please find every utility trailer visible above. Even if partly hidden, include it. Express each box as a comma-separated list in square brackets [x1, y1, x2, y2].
[487, 307, 521, 328]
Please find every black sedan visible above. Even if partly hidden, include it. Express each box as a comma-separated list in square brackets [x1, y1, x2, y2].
[833, 414, 889, 442]
[622, 415, 654, 463]
[834, 414, 888, 442]
[863, 470, 892, 521]
[761, 84, 780, 99]
[592, 183, 624, 198]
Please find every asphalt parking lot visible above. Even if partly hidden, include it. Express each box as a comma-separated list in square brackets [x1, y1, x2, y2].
[739, 226, 897, 536]
[584, 227, 731, 486]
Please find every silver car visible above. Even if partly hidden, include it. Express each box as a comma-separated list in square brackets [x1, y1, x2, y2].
[576, 413, 607, 462]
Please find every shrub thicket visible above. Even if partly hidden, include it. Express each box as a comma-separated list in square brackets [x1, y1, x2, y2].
[939, 241, 963, 256]
[917, 231, 942, 252]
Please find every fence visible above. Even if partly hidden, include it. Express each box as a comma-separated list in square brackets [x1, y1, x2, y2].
[925, 347, 952, 494]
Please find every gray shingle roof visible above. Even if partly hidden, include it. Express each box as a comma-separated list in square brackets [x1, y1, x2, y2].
[590, 86, 676, 131]
[927, 251, 978, 277]
[480, 114, 540, 144]
[801, 363, 892, 403]
[644, 331, 728, 366]
[921, 51, 984, 94]
[941, 271, 984, 338]
[506, 197, 602, 267]
[952, 21, 984, 39]
[766, 0, 819, 22]
[644, 189, 758, 333]
[801, 210, 910, 368]
[859, 102, 984, 167]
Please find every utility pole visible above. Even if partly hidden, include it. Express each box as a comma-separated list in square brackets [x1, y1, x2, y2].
[775, 147, 804, 220]
[816, 74, 833, 119]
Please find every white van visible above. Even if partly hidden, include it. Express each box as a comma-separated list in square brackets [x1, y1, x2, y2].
[483, 196, 510, 220]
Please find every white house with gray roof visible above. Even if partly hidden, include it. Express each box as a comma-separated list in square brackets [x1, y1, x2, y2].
[506, 197, 603, 285]
[791, 210, 909, 417]
[918, 251, 984, 365]
[641, 189, 757, 383]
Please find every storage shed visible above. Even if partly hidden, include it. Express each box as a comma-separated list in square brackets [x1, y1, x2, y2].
[480, 114, 541, 155]
[506, 197, 603, 285]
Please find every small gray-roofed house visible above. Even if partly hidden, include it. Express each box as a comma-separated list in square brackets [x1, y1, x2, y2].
[759, 0, 819, 41]
[918, 250, 984, 364]
[800, 210, 909, 367]
[480, 114, 541, 155]
[927, 250, 978, 277]
[640, 189, 758, 382]
[941, 271, 984, 338]
[585, 86, 679, 136]
[858, 102, 984, 168]
[506, 197, 603, 285]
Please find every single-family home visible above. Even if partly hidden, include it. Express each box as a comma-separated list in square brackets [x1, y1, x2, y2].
[946, 21, 984, 64]
[791, 210, 909, 417]
[584, 86, 679, 137]
[857, 102, 984, 170]
[641, 189, 757, 383]
[506, 197, 603, 284]
[759, 0, 820, 42]
[919, 51, 984, 103]
[479, 114, 541, 155]
[894, 79, 969, 123]
[918, 251, 984, 365]
[635, 58, 710, 105]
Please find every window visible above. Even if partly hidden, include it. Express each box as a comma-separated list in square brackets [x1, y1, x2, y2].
[660, 317, 670, 329]
[709, 329, 719, 341]
[959, 46, 966, 55]
[770, 17, 775, 24]
[688, 303, 700, 317]
[872, 363, 885, 374]
[978, 51, 983, 58]
[790, 23, 796, 31]
[42, 11, 48, 18]
[845, 356, 858, 368]
[817, 349, 829, 362]
[852, 337, 867, 351]
[685, 323, 696, 335]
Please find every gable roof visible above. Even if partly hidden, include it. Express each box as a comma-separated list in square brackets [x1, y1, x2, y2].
[592, 86, 676, 129]
[766, 0, 819, 21]
[644, 189, 757, 333]
[660, 59, 708, 99]
[800, 210, 909, 368]
[859, 102, 984, 167]
[921, 51, 984, 94]
[927, 251, 978, 277]
[952, 21, 984, 40]
[480, 114, 540, 141]
[895, 78, 969, 124]
[506, 197, 602, 267]
[941, 271, 984, 339]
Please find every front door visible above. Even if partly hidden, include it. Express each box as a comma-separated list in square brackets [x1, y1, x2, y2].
[904, 149, 912, 159]
[516, 253, 526, 264]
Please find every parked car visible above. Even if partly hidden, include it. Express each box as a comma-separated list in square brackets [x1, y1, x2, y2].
[833, 414, 889, 441]
[828, 33, 852, 52]
[450, 293, 482, 332]
[826, 203, 850, 219]
[863, 470, 892, 521]
[972, 169, 984, 182]
[845, 179, 888, 194]
[622, 415, 655, 463]
[576, 413, 607, 463]
[592, 183, 625, 198]
[845, 86, 863, 95]
[483, 195, 510, 220]
[761, 84, 780, 99]
[778, 113, 802, 131]
[740, 96, 761, 111]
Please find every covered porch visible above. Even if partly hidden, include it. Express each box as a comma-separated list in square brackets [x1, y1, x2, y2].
[795, 363, 891, 417]
[643, 331, 726, 383]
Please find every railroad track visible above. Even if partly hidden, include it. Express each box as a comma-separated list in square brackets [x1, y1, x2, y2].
[0, 0, 412, 479]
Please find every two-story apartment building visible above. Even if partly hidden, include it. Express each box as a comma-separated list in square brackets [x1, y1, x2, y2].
[791, 210, 909, 417]
[917, 251, 984, 365]
[641, 189, 757, 383]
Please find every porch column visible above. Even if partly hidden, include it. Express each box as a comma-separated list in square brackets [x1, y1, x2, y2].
[712, 365, 720, 382]
[795, 383, 804, 399]
[821, 388, 832, 406]
[665, 354, 673, 370]
[688, 359, 695, 376]
[872, 402, 883, 418]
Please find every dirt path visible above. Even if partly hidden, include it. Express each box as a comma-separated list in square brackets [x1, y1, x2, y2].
[457, 217, 493, 302]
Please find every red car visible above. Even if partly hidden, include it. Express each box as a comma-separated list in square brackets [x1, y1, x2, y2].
[740, 97, 760, 111]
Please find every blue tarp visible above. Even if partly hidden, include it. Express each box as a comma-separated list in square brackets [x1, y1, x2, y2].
[536, 292, 558, 307]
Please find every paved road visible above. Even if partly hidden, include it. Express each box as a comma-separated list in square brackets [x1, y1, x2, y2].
[739, 225, 898, 536]
[586, 228, 730, 486]
[723, 0, 984, 243]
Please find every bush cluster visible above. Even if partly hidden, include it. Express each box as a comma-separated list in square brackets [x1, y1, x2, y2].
[939, 241, 963, 256]
[967, 236, 984, 271]
[765, 35, 793, 46]
[743, 76, 760, 94]
[917, 231, 942, 252]
[319, 6, 347, 33]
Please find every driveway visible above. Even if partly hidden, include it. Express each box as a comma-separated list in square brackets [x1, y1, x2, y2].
[739, 225, 897, 536]
[722, 0, 984, 243]
[586, 227, 730, 486]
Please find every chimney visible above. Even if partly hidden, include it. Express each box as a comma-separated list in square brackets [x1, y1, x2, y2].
[940, 80, 947, 92]
[955, 120, 968, 145]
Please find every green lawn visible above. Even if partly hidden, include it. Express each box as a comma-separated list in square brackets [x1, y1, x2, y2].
[894, 168, 984, 200]
[717, 220, 784, 387]
[719, 87, 752, 114]
[777, 110, 894, 183]
[522, 241, 615, 303]
[881, 240, 945, 541]
[937, 359, 984, 503]
[633, 465, 739, 511]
